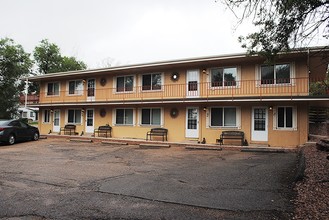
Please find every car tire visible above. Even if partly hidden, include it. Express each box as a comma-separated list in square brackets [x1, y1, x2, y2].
[8, 134, 15, 145]
[32, 132, 39, 141]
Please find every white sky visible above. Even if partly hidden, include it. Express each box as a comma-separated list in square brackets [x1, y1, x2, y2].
[0, 0, 326, 69]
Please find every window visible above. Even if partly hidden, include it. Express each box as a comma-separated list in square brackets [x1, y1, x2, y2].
[22, 112, 28, 118]
[116, 76, 134, 92]
[68, 80, 83, 95]
[211, 67, 237, 87]
[67, 109, 82, 124]
[141, 108, 161, 125]
[210, 107, 237, 127]
[142, 73, 162, 90]
[43, 109, 50, 123]
[277, 107, 294, 129]
[47, 82, 59, 96]
[30, 112, 34, 117]
[260, 64, 291, 84]
[115, 109, 133, 125]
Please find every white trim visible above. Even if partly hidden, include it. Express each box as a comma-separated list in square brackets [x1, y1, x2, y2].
[209, 106, 241, 129]
[114, 74, 136, 93]
[45, 82, 60, 97]
[140, 72, 164, 92]
[67, 79, 84, 96]
[138, 107, 163, 127]
[273, 106, 298, 131]
[208, 66, 240, 89]
[66, 108, 83, 125]
[113, 108, 135, 126]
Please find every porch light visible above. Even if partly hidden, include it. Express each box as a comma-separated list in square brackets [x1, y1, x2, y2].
[269, 106, 273, 110]
[203, 107, 207, 111]
[171, 72, 179, 81]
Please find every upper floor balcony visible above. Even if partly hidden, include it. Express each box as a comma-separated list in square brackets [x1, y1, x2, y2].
[36, 77, 329, 106]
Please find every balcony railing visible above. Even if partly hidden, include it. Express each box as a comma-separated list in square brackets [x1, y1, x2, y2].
[37, 77, 328, 104]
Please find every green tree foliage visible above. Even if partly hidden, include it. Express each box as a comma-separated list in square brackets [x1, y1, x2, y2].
[29, 39, 87, 93]
[222, 0, 329, 56]
[0, 38, 32, 118]
[33, 39, 87, 74]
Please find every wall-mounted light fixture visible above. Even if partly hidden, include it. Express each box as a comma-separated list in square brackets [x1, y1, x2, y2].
[202, 69, 207, 74]
[171, 72, 179, 81]
[269, 106, 273, 110]
[203, 107, 207, 111]
[82, 79, 86, 84]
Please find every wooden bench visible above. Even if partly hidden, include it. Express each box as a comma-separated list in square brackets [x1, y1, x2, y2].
[217, 131, 245, 146]
[94, 125, 112, 138]
[59, 124, 78, 135]
[146, 128, 168, 141]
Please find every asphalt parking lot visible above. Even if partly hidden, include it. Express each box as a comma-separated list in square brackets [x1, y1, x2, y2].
[0, 138, 299, 220]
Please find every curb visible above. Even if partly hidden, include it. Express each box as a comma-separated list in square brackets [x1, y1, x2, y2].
[185, 146, 222, 151]
[139, 144, 171, 149]
[241, 147, 286, 153]
[101, 141, 128, 145]
[70, 139, 93, 143]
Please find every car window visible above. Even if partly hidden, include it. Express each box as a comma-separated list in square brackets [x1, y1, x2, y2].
[19, 121, 28, 128]
[0, 121, 9, 126]
[9, 121, 21, 127]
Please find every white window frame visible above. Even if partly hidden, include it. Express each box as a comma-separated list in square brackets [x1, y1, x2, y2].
[67, 109, 82, 124]
[67, 80, 83, 95]
[209, 107, 241, 129]
[46, 82, 60, 96]
[209, 66, 240, 88]
[257, 63, 295, 86]
[114, 75, 135, 93]
[113, 108, 135, 126]
[273, 106, 297, 130]
[139, 107, 163, 126]
[140, 72, 163, 92]
[43, 109, 51, 124]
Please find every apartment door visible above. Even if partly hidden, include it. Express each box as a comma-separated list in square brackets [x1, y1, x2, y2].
[251, 107, 268, 142]
[85, 109, 94, 133]
[186, 70, 200, 97]
[87, 79, 95, 101]
[53, 110, 60, 133]
[186, 107, 199, 138]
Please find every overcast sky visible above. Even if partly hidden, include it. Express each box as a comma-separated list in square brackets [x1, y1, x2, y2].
[0, 0, 326, 69]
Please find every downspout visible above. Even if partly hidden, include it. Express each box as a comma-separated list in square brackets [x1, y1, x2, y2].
[25, 78, 29, 108]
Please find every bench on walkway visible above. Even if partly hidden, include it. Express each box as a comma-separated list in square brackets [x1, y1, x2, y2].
[146, 128, 168, 141]
[217, 131, 245, 146]
[94, 125, 112, 138]
[60, 124, 78, 135]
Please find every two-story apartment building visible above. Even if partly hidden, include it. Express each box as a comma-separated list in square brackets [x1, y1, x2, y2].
[28, 47, 329, 147]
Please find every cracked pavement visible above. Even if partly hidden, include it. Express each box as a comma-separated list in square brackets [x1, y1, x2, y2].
[0, 139, 298, 219]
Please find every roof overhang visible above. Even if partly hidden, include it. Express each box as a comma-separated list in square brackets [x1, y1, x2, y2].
[28, 96, 329, 108]
[26, 46, 329, 82]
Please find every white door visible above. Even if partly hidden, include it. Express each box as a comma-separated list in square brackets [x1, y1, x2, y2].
[251, 107, 268, 142]
[186, 70, 200, 97]
[87, 79, 95, 101]
[85, 109, 94, 133]
[186, 107, 199, 138]
[53, 110, 60, 133]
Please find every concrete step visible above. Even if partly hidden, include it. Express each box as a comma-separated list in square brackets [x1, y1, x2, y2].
[185, 146, 222, 151]
[70, 139, 93, 143]
[101, 141, 128, 145]
[139, 143, 170, 149]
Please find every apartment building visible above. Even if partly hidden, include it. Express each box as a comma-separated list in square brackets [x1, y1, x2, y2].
[28, 47, 329, 147]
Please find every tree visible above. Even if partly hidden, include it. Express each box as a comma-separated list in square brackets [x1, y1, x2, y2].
[0, 38, 32, 118]
[33, 39, 87, 74]
[30, 39, 87, 93]
[222, 0, 329, 57]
